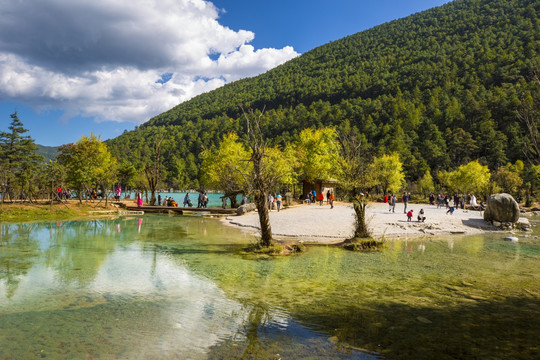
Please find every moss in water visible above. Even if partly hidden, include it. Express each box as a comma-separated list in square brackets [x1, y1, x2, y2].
[341, 237, 386, 251]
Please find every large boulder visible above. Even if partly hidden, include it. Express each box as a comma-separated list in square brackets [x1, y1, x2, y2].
[236, 203, 256, 215]
[484, 193, 520, 223]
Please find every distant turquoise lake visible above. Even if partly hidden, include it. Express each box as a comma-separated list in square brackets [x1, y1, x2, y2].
[1, 215, 539, 359]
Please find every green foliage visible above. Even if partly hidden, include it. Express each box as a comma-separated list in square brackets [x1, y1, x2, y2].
[106, 0, 539, 190]
[57, 134, 118, 200]
[417, 170, 435, 196]
[200, 132, 251, 192]
[491, 164, 523, 195]
[441, 160, 491, 195]
[370, 153, 405, 194]
[36, 145, 59, 161]
[0, 112, 44, 199]
[117, 161, 137, 190]
[294, 127, 340, 182]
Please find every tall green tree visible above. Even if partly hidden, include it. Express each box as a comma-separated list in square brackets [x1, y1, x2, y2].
[443, 160, 491, 196]
[0, 112, 43, 202]
[144, 135, 165, 206]
[417, 170, 435, 196]
[294, 127, 340, 182]
[200, 132, 251, 207]
[370, 153, 405, 196]
[57, 134, 118, 204]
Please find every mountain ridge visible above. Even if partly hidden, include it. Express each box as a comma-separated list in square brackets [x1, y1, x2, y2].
[108, 0, 539, 188]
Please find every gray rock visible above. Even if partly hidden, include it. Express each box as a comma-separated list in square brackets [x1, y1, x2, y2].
[236, 203, 256, 215]
[504, 236, 519, 242]
[516, 217, 531, 231]
[484, 193, 520, 223]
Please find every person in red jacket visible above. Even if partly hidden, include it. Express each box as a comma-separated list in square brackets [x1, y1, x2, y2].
[406, 209, 413, 222]
[317, 191, 324, 206]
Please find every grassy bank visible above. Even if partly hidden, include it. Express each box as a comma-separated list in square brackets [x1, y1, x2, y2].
[0, 202, 122, 223]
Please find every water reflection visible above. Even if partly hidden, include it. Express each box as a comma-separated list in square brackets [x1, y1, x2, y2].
[0, 216, 539, 359]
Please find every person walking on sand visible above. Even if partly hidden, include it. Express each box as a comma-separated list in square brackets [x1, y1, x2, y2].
[329, 192, 335, 209]
[317, 191, 324, 206]
[268, 193, 274, 210]
[276, 193, 282, 212]
[389, 194, 396, 212]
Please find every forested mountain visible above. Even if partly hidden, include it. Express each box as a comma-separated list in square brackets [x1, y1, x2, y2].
[108, 0, 540, 189]
[36, 145, 59, 161]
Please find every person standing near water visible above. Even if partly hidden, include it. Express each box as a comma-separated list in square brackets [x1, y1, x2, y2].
[137, 192, 143, 207]
[198, 192, 204, 208]
[184, 192, 191, 207]
[222, 196, 227, 209]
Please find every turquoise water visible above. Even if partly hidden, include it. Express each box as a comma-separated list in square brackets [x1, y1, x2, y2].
[0, 215, 539, 359]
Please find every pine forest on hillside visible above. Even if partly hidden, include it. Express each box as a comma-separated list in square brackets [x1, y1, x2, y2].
[100, 0, 539, 190]
[109, 0, 540, 191]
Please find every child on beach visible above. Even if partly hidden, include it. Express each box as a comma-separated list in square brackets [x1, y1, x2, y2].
[407, 209, 413, 222]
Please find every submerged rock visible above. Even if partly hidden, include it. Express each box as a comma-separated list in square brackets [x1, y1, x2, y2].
[416, 316, 432, 324]
[504, 236, 519, 242]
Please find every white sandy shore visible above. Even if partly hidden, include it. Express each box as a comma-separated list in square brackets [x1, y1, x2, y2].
[222, 201, 498, 243]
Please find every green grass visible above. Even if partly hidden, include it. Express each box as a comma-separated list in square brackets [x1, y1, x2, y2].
[0, 203, 111, 223]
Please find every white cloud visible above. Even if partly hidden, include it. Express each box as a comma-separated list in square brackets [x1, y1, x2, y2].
[0, 0, 299, 124]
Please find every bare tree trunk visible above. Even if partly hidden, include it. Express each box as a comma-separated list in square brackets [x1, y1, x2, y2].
[243, 106, 273, 247]
[352, 198, 370, 238]
[229, 196, 238, 208]
[253, 151, 272, 247]
[145, 137, 163, 206]
[255, 191, 272, 247]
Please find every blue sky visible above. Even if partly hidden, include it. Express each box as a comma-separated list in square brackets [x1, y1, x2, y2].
[0, 0, 449, 147]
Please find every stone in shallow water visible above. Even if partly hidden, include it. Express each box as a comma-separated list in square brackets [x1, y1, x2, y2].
[416, 316, 432, 324]
[504, 236, 519, 242]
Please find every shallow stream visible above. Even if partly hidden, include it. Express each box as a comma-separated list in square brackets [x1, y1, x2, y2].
[1, 215, 538, 359]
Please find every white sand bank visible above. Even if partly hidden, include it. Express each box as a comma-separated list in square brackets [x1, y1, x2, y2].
[222, 202, 498, 243]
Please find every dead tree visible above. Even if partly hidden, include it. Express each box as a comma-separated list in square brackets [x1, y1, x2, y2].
[145, 137, 164, 206]
[338, 129, 373, 239]
[241, 107, 273, 247]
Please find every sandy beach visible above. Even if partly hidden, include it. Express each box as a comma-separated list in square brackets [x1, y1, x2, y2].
[223, 201, 498, 243]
